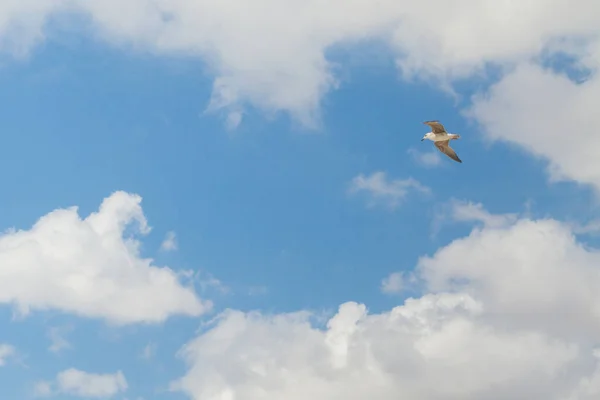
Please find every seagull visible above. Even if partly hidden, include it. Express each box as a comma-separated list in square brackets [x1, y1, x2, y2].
[421, 120, 462, 163]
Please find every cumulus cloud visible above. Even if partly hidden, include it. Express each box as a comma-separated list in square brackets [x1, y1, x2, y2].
[171, 203, 600, 399]
[0, 0, 597, 127]
[0, 191, 209, 324]
[467, 61, 600, 191]
[421, 204, 600, 342]
[171, 297, 581, 400]
[37, 369, 128, 398]
[418, 212, 600, 341]
[349, 171, 430, 209]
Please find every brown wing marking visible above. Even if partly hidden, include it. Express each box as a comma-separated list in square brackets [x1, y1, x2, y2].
[423, 120, 447, 135]
[434, 140, 462, 163]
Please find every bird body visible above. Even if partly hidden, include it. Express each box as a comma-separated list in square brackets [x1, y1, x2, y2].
[421, 120, 462, 163]
[422, 132, 460, 142]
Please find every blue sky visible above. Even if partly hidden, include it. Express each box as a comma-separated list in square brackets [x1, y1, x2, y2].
[1, 2, 600, 400]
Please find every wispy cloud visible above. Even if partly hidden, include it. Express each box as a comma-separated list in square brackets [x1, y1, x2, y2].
[160, 231, 178, 252]
[248, 286, 268, 296]
[199, 274, 230, 295]
[381, 272, 418, 295]
[33, 381, 52, 397]
[430, 199, 519, 238]
[178, 270, 231, 295]
[381, 272, 405, 294]
[141, 343, 156, 360]
[48, 326, 72, 354]
[225, 110, 243, 130]
[569, 219, 600, 235]
[33, 371, 129, 399]
[407, 148, 442, 168]
[57, 369, 128, 398]
[0, 344, 15, 366]
[451, 200, 518, 228]
[349, 171, 430, 209]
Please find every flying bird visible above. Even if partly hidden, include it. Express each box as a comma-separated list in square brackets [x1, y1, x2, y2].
[421, 120, 462, 163]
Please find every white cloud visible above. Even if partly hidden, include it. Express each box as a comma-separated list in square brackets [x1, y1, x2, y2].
[570, 219, 600, 235]
[198, 273, 230, 295]
[417, 209, 600, 341]
[407, 148, 442, 168]
[0, 344, 15, 366]
[171, 297, 579, 400]
[225, 110, 243, 130]
[171, 202, 600, 399]
[160, 231, 178, 252]
[349, 171, 430, 209]
[178, 270, 230, 295]
[380, 272, 405, 294]
[0, 191, 210, 324]
[430, 199, 519, 238]
[448, 200, 518, 229]
[56, 369, 127, 398]
[467, 61, 600, 191]
[0, 1, 596, 127]
[33, 381, 52, 397]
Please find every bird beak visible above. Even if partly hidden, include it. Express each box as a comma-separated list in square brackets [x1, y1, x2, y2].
[421, 138, 424, 141]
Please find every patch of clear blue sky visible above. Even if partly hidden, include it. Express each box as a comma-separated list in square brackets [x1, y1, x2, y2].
[0, 33, 599, 399]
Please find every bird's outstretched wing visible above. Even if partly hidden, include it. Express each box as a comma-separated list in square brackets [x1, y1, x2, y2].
[423, 120, 447, 135]
[434, 140, 462, 163]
